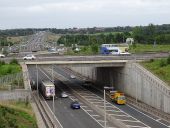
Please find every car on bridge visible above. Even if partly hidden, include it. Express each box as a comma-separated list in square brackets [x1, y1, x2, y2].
[0, 54, 5, 58]
[23, 54, 36, 60]
[70, 101, 80, 109]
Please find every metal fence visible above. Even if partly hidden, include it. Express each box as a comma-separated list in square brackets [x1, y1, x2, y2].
[0, 71, 29, 90]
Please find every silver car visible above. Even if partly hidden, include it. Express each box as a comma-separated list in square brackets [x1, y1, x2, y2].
[23, 54, 36, 60]
[60, 92, 68, 98]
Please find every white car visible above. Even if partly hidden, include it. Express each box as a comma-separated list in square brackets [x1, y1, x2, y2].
[60, 92, 68, 98]
[23, 54, 36, 60]
[70, 75, 76, 79]
[0, 54, 5, 58]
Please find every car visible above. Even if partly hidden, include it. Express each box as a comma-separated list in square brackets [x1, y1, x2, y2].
[60, 92, 68, 98]
[0, 54, 5, 58]
[70, 101, 80, 109]
[23, 54, 36, 60]
[82, 81, 93, 87]
[70, 75, 76, 79]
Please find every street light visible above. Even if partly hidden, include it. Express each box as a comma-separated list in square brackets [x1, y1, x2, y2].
[103, 86, 114, 128]
[51, 64, 55, 120]
[36, 64, 39, 99]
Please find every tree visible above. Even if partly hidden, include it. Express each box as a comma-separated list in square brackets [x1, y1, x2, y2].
[90, 44, 98, 54]
[132, 26, 145, 43]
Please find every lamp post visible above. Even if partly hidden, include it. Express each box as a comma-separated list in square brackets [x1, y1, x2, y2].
[36, 64, 39, 99]
[103, 86, 114, 128]
[51, 65, 55, 120]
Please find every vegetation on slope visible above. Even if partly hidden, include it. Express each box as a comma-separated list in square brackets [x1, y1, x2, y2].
[0, 101, 37, 128]
[141, 56, 170, 85]
[0, 59, 21, 77]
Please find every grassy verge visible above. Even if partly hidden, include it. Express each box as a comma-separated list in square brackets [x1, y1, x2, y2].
[129, 44, 170, 53]
[141, 58, 170, 86]
[0, 100, 37, 128]
[0, 60, 21, 77]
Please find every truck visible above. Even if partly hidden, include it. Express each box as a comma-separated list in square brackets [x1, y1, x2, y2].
[40, 81, 55, 99]
[110, 91, 126, 105]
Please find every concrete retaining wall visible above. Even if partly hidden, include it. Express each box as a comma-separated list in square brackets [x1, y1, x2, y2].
[118, 62, 170, 114]
[0, 90, 31, 101]
[70, 62, 170, 114]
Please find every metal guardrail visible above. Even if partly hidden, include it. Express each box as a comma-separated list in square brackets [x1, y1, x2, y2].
[32, 91, 63, 128]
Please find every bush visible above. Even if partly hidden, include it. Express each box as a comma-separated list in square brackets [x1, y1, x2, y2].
[159, 59, 167, 67]
[149, 59, 154, 62]
[9, 59, 19, 65]
[167, 55, 170, 64]
[0, 61, 5, 66]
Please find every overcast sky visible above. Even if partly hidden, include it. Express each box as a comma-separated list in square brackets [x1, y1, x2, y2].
[0, 0, 170, 29]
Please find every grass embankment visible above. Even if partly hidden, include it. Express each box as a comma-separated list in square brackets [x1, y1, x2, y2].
[0, 60, 21, 77]
[0, 101, 37, 128]
[129, 44, 170, 53]
[141, 57, 170, 86]
[47, 34, 61, 43]
[7, 36, 26, 44]
[0, 59, 23, 90]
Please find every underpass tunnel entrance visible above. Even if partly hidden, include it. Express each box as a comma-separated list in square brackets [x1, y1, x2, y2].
[96, 67, 125, 91]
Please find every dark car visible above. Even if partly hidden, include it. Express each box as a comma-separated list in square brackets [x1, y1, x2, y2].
[70, 101, 80, 109]
[82, 81, 93, 87]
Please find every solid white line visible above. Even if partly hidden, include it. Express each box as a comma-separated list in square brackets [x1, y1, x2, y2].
[156, 119, 161, 121]
[81, 106, 88, 108]
[106, 110, 121, 112]
[126, 125, 150, 128]
[117, 119, 140, 122]
[87, 99, 103, 101]
[91, 101, 104, 104]
[92, 115, 100, 117]
[84, 95, 95, 98]
[86, 110, 93, 112]
[127, 104, 170, 128]
[98, 120, 107, 123]
[108, 114, 129, 117]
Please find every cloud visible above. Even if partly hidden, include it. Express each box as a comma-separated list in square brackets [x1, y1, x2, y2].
[0, 0, 170, 29]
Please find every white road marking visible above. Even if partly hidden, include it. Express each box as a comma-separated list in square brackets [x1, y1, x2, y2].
[117, 119, 140, 122]
[127, 104, 170, 128]
[156, 119, 161, 121]
[98, 120, 108, 123]
[86, 110, 93, 112]
[126, 125, 150, 128]
[81, 106, 88, 108]
[91, 101, 104, 104]
[92, 115, 100, 117]
[108, 114, 129, 117]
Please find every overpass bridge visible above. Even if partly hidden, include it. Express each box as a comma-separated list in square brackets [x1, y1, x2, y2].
[25, 60, 127, 67]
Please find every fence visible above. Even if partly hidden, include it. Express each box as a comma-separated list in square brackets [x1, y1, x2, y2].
[0, 71, 29, 90]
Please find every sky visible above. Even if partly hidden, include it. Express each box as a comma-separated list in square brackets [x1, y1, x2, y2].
[0, 0, 170, 29]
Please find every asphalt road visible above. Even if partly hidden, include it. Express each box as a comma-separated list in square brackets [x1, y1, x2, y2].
[27, 65, 103, 128]
[52, 66, 170, 128]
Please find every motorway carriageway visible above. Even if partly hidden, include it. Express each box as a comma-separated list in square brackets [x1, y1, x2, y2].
[47, 65, 170, 128]
[28, 65, 170, 128]
[28, 65, 105, 128]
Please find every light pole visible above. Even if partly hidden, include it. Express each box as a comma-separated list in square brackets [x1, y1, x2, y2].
[104, 86, 114, 128]
[51, 64, 55, 119]
[36, 64, 39, 99]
